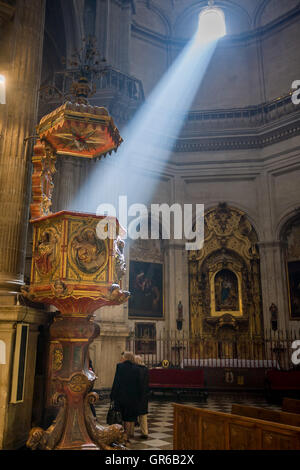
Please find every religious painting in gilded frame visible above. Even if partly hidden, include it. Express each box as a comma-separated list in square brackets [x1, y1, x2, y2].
[210, 268, 243, 316]
[129, 261, 163, 319]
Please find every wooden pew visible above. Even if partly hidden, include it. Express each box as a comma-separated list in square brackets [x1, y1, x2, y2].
[282, 398, 300, 414]
[231, 404, 300, 428]
[173, 403, 300, 450]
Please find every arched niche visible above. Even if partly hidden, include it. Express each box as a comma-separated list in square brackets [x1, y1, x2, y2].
[0, 340, 6, 365]
[281, 215, 300, 321]
[189, 203, 262, 340]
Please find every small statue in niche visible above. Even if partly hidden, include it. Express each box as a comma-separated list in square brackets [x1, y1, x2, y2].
[177, 301, 183, 331]
[269, 303, 278, 331]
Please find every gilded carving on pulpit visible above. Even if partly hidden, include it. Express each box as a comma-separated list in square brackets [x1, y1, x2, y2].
[34, 227, 60, 277]
[52, 348, 63, 371]
[71, 227, 107, 275]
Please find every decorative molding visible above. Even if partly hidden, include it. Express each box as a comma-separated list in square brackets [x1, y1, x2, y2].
[174, 95, 300, 152]
[175, 121, 300, 152]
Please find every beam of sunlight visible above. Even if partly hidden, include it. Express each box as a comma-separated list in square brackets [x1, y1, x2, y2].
[69, 17, 226, 224]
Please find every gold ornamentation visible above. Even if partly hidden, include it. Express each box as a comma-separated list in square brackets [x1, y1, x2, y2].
[52, 348, 63, 371]
[69, 374, 88, 393]
[71, 227, 107, 275]
[30, 140, 57, 220]
[34, 227, 60, 277]
[189, 203, 262, 340]
[51, 280, 73, 298]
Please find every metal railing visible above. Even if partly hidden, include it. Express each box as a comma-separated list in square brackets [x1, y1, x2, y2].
[126, 329, 300, 371]
[40, 66, 144, 104]
[184, 93, 299, 131]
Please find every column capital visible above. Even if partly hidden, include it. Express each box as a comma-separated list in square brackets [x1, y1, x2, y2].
[0, 305, 48, 327]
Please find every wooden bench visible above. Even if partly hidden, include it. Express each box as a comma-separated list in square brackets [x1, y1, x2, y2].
[282, 398, 300, 414]
[173, 403, 300, 450]
[231, 404, 300, 428]
[149, 368, 207, 399]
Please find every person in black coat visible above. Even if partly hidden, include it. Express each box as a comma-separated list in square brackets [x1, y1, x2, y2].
[110, 351, 141, 440]
[135, 355, 149, 438]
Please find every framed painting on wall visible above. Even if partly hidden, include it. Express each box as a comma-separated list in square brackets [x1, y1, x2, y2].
[288, 261, 300, 319]
[129, 261, 163, 319]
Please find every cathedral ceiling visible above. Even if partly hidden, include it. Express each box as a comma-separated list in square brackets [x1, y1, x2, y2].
[133, 0, 300, 39]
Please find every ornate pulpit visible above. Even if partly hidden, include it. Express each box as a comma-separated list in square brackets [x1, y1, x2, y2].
[23, 48, 130, 449]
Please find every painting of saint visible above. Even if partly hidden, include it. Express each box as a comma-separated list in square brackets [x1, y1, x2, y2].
[215, 269, 239, 312]
[71, 228, 106, 274]
[35, 228, 59, 276]
[129, 261, 163, 318]
[288, 261, 300, 319]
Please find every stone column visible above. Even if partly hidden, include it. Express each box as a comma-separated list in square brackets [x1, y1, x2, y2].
[0, 0, 46, 298]
[0, 0, 46, 450]
[90, 321, 130, 390]
[258, 241, 290, 331]
[166, 240, 189, 334]
[119, 0, 132, 74]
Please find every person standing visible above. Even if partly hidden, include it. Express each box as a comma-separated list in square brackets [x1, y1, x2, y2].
[110, 351, 141, 442]
[88, 359, 97, 418]
[135, 355, 149, 439]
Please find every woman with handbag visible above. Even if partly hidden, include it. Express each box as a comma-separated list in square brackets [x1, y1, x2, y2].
[110, 351, 141, 442]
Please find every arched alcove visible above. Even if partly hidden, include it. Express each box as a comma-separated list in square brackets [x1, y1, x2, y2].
[189, 203, 262, 340]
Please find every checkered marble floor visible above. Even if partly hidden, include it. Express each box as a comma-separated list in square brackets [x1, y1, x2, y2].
[95, 392, 281, 451]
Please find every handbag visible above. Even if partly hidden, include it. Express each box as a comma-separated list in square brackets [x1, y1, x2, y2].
[106, 401, 123, 425]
